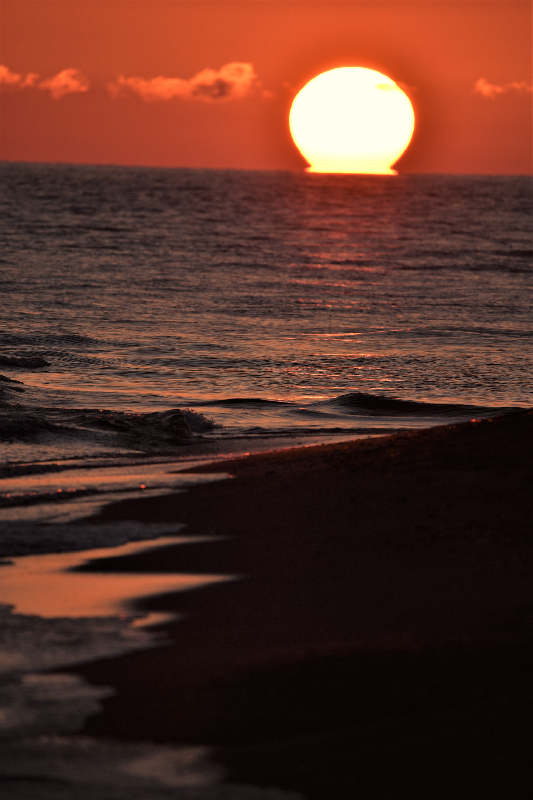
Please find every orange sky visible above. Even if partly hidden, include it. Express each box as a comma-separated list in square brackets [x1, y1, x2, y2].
[1, 0, 531, 173]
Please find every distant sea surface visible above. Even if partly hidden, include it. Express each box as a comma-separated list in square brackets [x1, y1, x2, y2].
[0, 162, 531, 483]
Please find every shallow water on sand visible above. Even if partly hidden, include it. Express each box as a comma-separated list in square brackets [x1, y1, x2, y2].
[0, 534, 233, 625]
[0, 522, 301, 798]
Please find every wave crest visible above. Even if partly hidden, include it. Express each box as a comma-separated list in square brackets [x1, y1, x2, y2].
[330, 391, 496, 416]
[0, 355, 49, 369]
[0, 406, 216, 451]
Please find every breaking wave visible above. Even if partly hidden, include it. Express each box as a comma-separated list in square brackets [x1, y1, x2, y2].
[0, 405, 216, 451]
[201, 390, 513, 423]
[0, 377, 518, 473]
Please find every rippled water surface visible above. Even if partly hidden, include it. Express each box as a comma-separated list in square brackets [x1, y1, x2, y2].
[1, 165, 530, 419]
[1, 164, 531, 526]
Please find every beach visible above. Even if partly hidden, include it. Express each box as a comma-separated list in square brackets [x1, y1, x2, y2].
[69, 409, 533, 798]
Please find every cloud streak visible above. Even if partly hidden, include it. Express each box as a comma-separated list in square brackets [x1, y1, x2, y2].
[39, 69, 90, 99]
[0, 65, 89, 97]
[0, 65, 38, 87]
[109, 62, 260, 102]
[0, 62, 268, 102]
[474, 77, 533, 99]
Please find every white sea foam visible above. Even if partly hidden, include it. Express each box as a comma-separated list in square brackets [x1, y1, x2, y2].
[0, 736, 303, 798]
[0, 530, 233, 741]
[0, 601, 153, 743]
[0, 673, 113, 740]
[0, 520, 186, 556]
[0, 462, 230, 529]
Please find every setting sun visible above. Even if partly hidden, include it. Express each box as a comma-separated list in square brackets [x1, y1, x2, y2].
[289, 67, 415, 174]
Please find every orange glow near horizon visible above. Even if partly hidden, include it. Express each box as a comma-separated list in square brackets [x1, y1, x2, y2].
[0, 2, 530, 173]
[289, 68, 415, 174]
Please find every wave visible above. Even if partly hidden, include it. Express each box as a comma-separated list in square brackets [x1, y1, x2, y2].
[0, 332, 96, 346]
[0, 387, 520, 475]
[200, 391, 512, 420]
[0, 374, 24, 386]
[0, 374, 25, 402]
[0, 355, 49, 368]
[327, 391, 502, 417]
[494, 248, 533, 259]
[0, 412, 58, 440]
[0, 405, 216, 450]
[198, 397, 292, 407]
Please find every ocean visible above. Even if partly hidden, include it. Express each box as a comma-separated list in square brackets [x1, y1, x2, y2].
[0, 162, 531, 795]
[1, 164, 530, 454]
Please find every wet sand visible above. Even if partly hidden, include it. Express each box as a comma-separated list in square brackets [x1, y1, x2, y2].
[78, 410, 533, 798]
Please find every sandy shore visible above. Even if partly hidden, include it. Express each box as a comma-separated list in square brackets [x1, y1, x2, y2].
[77, 410, 533, 798]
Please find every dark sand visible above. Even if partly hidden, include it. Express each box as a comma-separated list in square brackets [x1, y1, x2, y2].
[78, 410, 533, 798]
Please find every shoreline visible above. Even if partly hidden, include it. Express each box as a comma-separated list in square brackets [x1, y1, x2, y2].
[71, 409, 533, 797]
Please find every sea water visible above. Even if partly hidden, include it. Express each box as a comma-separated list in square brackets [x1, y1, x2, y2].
[0, 163, 531, 795]
[2, 165, 529, 518]
[1, 165, 530, 441]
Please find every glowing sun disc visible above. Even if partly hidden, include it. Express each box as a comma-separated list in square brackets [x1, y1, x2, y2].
[289, 67, 415, 174]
